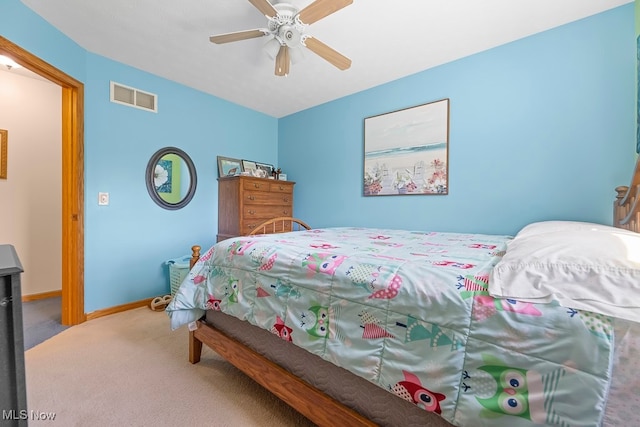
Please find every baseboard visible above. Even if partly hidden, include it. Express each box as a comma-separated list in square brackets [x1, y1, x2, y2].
[85, 297, 156, 321]
[22, 290, 62, 302]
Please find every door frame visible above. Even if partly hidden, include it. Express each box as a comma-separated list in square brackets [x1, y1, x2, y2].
[0, 36, 85, 325]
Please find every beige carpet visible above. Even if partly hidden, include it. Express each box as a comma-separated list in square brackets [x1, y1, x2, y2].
[25, 307, 316, 426]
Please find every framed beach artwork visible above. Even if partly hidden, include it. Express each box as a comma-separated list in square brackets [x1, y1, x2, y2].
[363, 98, 449, 196]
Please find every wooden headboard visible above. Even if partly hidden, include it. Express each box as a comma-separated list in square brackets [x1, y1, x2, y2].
[614, 155, 640, 232]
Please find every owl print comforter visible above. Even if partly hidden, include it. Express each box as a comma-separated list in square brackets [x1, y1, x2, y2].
[167, 227, 613, 427]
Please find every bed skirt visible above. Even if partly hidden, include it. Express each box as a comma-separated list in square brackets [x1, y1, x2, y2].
[204, 310, 453, 427]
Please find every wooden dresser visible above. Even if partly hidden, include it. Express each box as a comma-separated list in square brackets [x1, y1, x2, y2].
[217, 176, 295, 242]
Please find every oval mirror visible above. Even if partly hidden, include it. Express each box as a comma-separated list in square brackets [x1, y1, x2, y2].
[145, 147, 197, 210]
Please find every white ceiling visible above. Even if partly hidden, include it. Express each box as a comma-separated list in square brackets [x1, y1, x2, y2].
[20, 0, 631, 118]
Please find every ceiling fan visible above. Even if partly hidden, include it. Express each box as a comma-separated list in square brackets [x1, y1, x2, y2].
[209, 0, 352, 76]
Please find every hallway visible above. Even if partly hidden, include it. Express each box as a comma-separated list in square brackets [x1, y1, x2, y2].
[22, 297, 68, 350]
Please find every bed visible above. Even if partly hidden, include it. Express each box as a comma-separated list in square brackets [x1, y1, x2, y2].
[167, 158, 640, 427]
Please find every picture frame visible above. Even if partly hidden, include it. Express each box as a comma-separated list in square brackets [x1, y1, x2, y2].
[241, 160, 257, 171]
[217, 156, 242, 177]
[256, 162, 274, 177]
[0, 129, 7, 179]
[363, 98, 449, 196]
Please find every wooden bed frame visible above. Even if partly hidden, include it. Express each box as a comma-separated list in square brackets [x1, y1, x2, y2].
[187, 159, 640, 426]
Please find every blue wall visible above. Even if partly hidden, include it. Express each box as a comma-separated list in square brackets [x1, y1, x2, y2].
[1, 0, 278, 312]
[83, 54, 277, 310]
[279, 4, 636, 235]
[0, 0, 85, 79]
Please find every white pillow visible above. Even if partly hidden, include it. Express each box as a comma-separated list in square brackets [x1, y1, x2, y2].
[514, 220, 613, 238]
[489, 221, 640, 323]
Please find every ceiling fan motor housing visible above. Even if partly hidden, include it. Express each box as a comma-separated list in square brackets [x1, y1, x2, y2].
[280, 26, 302, 46]
[269, 3, 306, 46]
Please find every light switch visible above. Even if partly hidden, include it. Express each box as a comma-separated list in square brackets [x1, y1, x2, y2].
[98, 192, 109, 206]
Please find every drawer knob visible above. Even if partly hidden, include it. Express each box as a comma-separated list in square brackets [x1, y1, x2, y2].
[283, 210, 289, 215]
[283, 197, 289, 202]
[279, 186, 284, 190]
[248, 195, 255, 200]
[254, 183, 260, 188]
[248, 210, 255, 215]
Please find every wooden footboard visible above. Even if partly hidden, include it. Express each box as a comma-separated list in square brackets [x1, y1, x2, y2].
[615, 156, 640, 232]
[189, 321, 375, 427]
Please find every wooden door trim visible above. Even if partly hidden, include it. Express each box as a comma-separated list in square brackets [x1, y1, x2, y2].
[0, 36, 85, 325]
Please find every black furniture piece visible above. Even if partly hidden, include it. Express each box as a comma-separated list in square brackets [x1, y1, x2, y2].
[0, 245, 27, 426]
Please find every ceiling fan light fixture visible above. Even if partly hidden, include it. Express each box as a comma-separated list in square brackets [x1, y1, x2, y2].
[263, 37, 282, 60]
[289, 45, 305, 64]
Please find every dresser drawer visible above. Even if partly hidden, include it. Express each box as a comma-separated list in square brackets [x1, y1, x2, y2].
[269, 182, 293, 194]
[243, 191, 292, 205]
[242, 179, 293, 194]
[243, 179, 270, 192]
[243, 205, 292, 219]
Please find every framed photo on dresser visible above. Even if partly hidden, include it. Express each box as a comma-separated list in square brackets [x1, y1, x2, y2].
[256, 162, 274, 177]
[241, 160, 257, 172]
[217, 156, 242, 177]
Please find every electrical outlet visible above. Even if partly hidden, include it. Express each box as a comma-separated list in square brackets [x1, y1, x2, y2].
[98, 192, 109, 206]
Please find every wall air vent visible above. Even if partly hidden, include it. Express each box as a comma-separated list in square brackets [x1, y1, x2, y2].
[110, 81, 157, 113]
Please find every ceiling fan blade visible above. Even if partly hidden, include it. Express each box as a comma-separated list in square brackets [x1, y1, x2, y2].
[304, 37, 351, 70]
[209, 29, 268, 44]
[275, 45, 290, 76]
[297, 0, 353, 25]
[248, 0, 278, 18]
